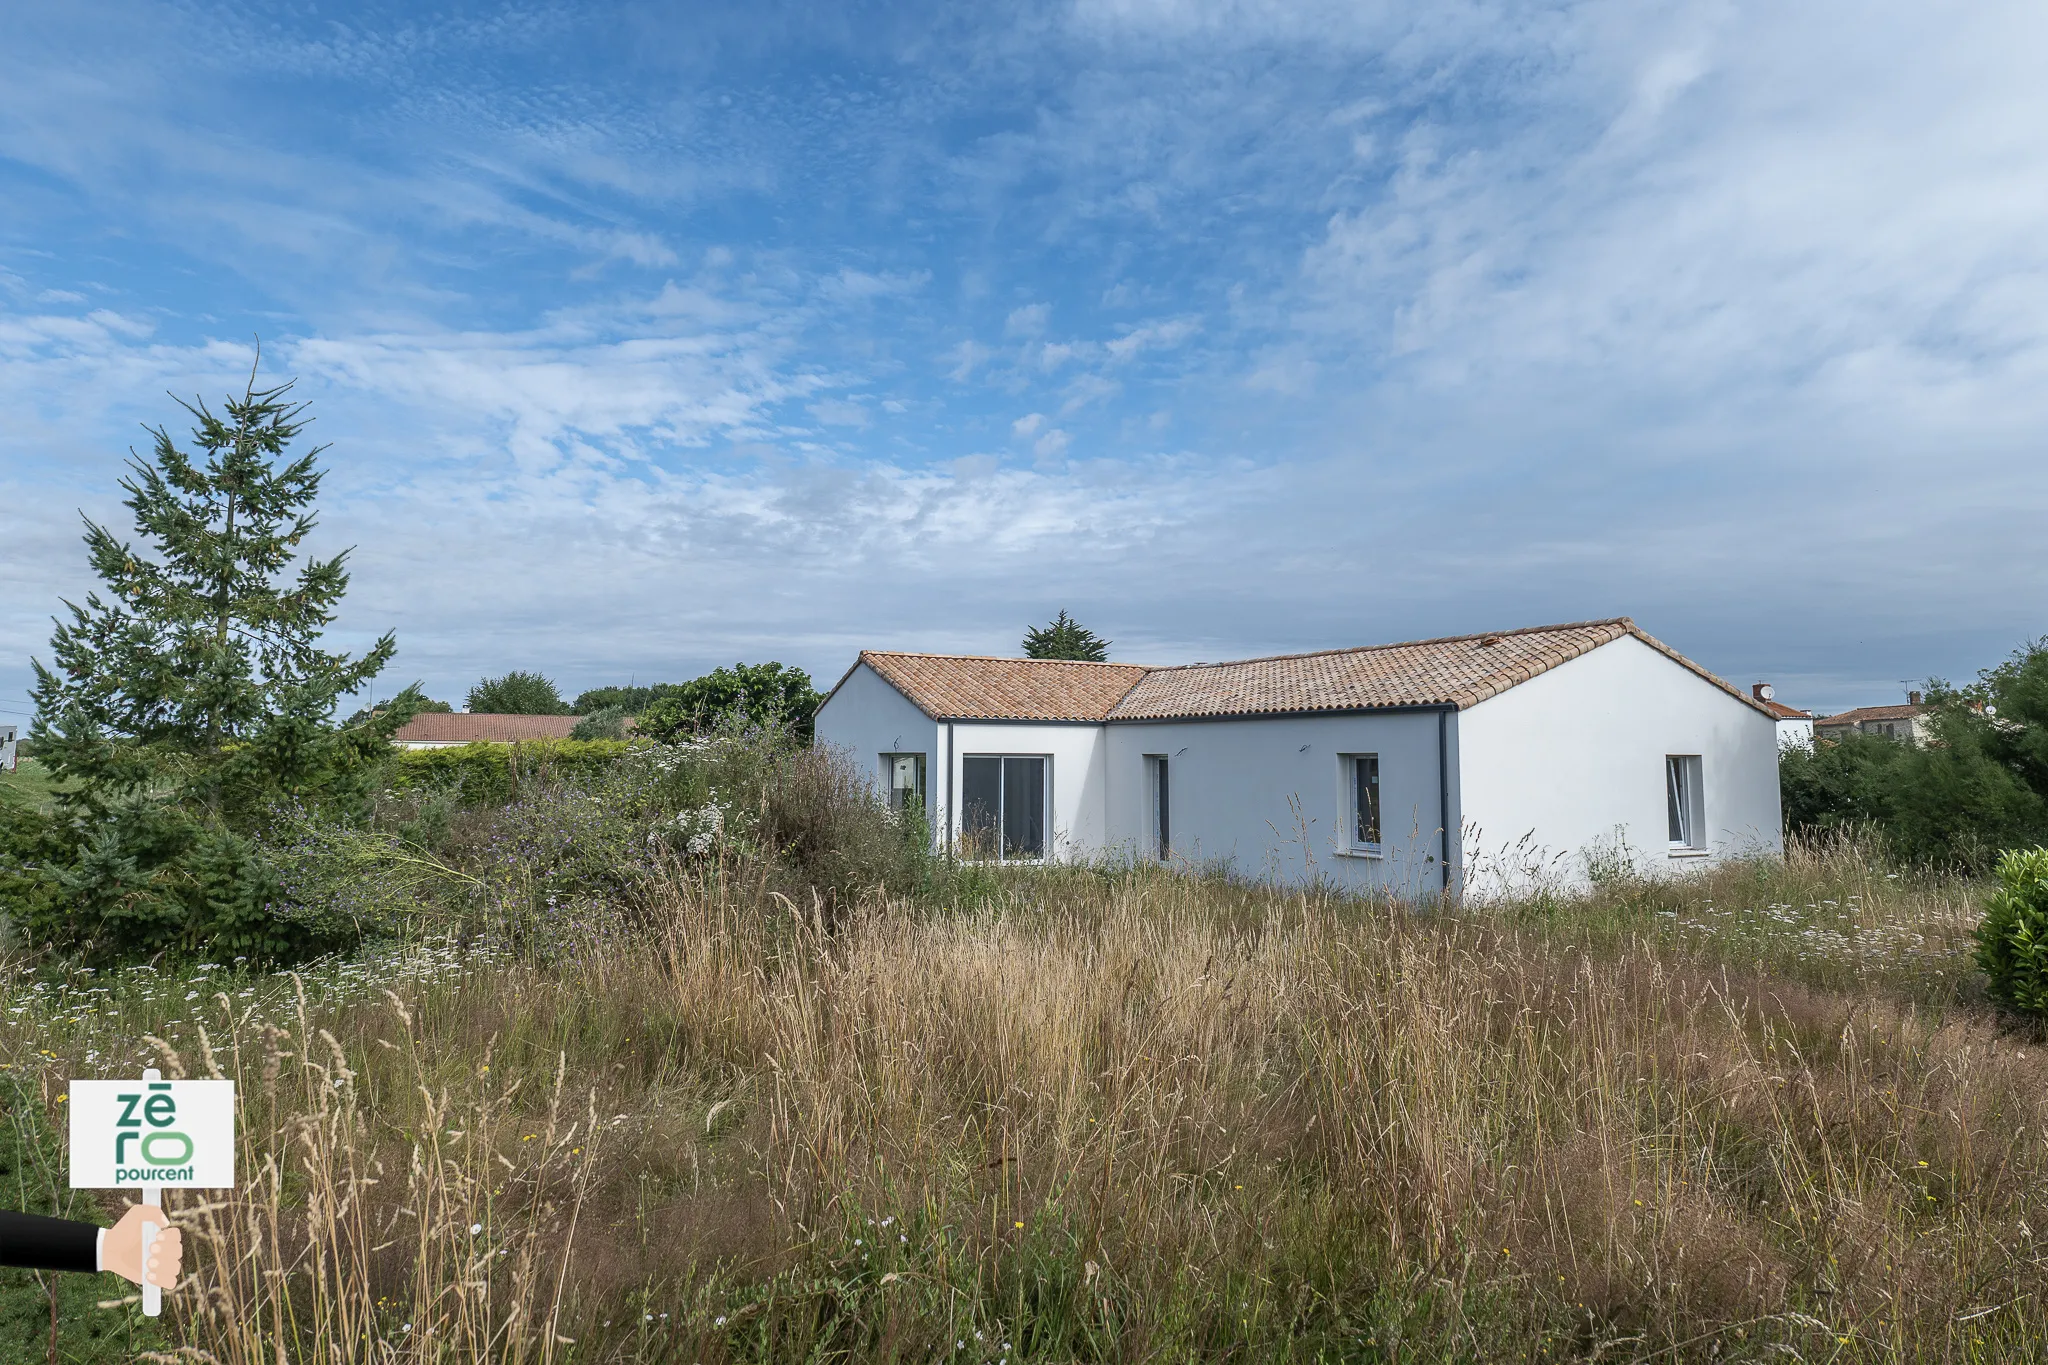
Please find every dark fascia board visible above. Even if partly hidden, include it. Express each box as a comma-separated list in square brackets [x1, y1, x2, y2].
[1104, 702, 1461, 726]
[933, 714, 1115, 727]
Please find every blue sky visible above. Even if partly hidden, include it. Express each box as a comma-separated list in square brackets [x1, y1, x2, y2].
[3, 0, 2044, 723]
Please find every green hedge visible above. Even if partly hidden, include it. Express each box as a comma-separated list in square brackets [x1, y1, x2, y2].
[388, 739, 637, 805]
[1978, 847, 2048, 1019]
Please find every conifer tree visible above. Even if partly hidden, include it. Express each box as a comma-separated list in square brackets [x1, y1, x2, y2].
[23, 356, 416, 959]
[1022, 610, 1110, 662]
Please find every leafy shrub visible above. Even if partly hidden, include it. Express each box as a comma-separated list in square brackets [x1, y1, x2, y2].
[570, 704, 632, 740]
[388, 739, 635, 806]
[1977, 846, 2048, 1018]
[637, 663, 822, 743]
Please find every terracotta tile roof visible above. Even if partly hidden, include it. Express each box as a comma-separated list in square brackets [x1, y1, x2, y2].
[840, 619, 1771, 723]
[392, 713, 581, 744]
[1759, 699, 1813, 720]
[1816, 704, 1924, 727]
[855, 652, 1150, 722]
[1108, 618, 1767, 719]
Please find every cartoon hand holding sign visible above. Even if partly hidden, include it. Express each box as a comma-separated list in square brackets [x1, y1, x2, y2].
[58, 1066, 236, 1315]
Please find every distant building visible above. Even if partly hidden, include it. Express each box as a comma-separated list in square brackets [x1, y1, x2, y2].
[390, 713, 579, 750]
[1750, 683, 1813, 749]
[1815, 692, 1930, 745]
[0, 724, 15, 772]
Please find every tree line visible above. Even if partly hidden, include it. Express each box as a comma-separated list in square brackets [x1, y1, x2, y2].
[1782, 642, 2048, 870]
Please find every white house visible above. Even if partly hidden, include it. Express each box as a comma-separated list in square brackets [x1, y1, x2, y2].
[0, 723, 15, 773]
[1750, 683, 1815, 749]
[813, 618, 1783, 898]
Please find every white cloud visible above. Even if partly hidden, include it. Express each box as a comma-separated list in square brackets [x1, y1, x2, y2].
[1005, 303, 1050, 337]
[943, 339, 991, 383]
[1012, 411, 1044, 436]
[1103, 316, 1199, 362]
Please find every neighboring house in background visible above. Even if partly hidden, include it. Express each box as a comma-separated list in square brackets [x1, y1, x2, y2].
[390, 713, 580, 749]
[814, 618, 1783, 899]
[1815, 693, 1930, 744]
[0, 723, 15, 772]
[1750, 683, 1813, 749]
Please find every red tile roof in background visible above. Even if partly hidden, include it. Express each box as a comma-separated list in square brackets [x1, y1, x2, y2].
[392, 713, 580, 743]
[1816, 704, 1924, 727]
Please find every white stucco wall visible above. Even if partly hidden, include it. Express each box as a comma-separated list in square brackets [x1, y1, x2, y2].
[1776, 717, 1814, 750]
[944, 722, 1110, 860]
[1102, 710, 1457, 897]
[1453, 635, 1782, 896]
[812, 663, 945, 839]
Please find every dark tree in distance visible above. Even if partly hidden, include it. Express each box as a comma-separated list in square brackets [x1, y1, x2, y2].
[467, 671, 571, 715]
[573, 683, 682, 716]
[22, 354, 419, 959]
[1023, 610, 1110, 662]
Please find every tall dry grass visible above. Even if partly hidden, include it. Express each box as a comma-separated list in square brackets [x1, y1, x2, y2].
[5, 839, 2045, 1362]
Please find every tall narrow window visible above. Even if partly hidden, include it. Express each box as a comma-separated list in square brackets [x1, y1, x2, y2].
[1145, 755, 1170, 859]
[1343, 753, 1381, 851]
[881, 753, 926, 813]
[960, 755, 1047, 860]
[1666, 755, 1704, 851]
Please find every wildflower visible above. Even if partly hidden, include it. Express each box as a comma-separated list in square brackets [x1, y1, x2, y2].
[713, 1315, 726, 1327]
[1013, 1221, 1024, 1229]
[470, 1223, 482, 1235]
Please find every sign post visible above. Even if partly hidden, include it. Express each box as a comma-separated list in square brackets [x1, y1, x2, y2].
[69, 1068, 235, 1316]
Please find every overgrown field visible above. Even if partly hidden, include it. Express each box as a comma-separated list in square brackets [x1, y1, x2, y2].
[2, 746, 2042, 1363]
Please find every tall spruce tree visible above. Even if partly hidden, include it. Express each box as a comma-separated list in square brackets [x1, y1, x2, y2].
[1022, 610, 1111, 662]
[23, 358, 416, 960]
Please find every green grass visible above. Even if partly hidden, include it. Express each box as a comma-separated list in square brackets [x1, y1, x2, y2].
[0, 758, 65, 816]
[3, 840, 2041, 1364]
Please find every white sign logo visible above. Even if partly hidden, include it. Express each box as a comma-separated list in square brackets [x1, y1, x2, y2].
[69, 1077, 236, 1190]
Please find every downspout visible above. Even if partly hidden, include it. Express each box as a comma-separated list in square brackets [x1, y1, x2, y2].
[1437, 707, 1452, 895]
[945, 721, 956, 853]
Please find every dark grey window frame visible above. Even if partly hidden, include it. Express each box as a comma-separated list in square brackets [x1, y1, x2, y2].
[1145, 754, 1170, 860]
[959, 753, 1049, 861]
[1341, 752, 1382, 853]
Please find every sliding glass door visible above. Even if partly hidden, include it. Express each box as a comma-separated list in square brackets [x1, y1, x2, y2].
[960, 755, 1046, 860]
